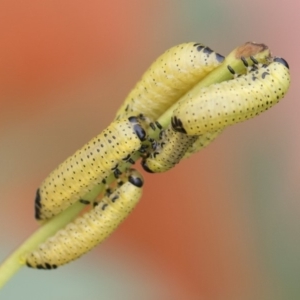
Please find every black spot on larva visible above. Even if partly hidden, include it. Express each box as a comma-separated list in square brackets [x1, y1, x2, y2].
[250, 56, 259, 65]
[133, 123, 146, 141]
[273, 57, 289, 69]
[203, 47, 213, 55]
[101, 203, 108, 210]
[227, 65, 235, 75]
[141, 159, 154, 173]
[113, 168, 122, 178]
[196, 45, 205, 51]
[34, 189, 42, 220]
[111, 195, 119, 203]
[26, 262, 32, 268]
[261, 71, 270, 79]
[129, 174, 144, 187]
[36, 264, 44, 270]
[171, 116, 187, 133]
[79, 199, 90, 205]
[215, 53, 225, 62]
[45, 263, 52, 270]
[193, 43, 201, 47]
[241, 56, 248, 67]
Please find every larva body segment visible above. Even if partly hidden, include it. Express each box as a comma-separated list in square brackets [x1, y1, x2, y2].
[183, 129, 222, 159]
[35, 116, 147, 220]
[115, 42, 224, 121]
[27, 170, 143, 269]
[172, 58, 291, 135]
[141, 126, 197, 173]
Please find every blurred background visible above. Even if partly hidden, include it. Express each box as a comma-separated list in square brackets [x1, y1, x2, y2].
[0, 0, 299, 299]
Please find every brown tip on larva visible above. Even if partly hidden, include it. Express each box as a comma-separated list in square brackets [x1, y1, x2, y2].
[235, 42, 269, 59]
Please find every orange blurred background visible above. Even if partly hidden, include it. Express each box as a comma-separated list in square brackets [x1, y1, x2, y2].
[1, 1, 299, 299]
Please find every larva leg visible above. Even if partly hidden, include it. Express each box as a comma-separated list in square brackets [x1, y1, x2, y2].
[141, 124, 197, 173]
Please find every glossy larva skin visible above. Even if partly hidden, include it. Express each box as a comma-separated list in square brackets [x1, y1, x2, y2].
[142, 126, 197, 173]
[35, 117, 147, 220]
[172, 59, 291, 135]
[27, 170, 143, 269]
[115, 43, 224, 120]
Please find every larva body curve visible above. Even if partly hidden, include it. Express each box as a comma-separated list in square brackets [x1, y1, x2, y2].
[141, 126, 197, 173]
[115, 42, 224, 121]
[172, 58, 291, 135]
[35, 116, 147, 220]
[27, 170, 143, 269]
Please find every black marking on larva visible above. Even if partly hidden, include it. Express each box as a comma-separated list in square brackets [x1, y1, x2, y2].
[26, 262, 32, 268]
[155, 121, 163, 130]
[117, 180, 124, 186]
[128, 174, 144, 187]
[241, 56, 248, 67]
[215, 53, 225, 62]
[122, 154, 131, 161]
[45, 263, 52, 270]
[125, 105, 129, 112]
[203, 47, 213, 55]
[193, 43, 201, 47]
[79, 199, 90, 205]
[274, 57, 289, 69]
[138, 144, 149, 153]
[101, 203, 108, 210]
[133, 123, 147, 141]
[111, 195, 119, 202]
[196, 45, 205, 51]
[37, 264, 44, 269]
[227, 65, 235, 75]
[171, 116, 187, 134]
[112, 166, 122, 178]
[102, 178, 106, 184]
[149, 122, 156, 130]
[141, 159, 154, 173]
[34, 189, 42, 220]
[250, 56, 259, 65]
[261, 71, 270, 79]
[105, 187, 112, 195]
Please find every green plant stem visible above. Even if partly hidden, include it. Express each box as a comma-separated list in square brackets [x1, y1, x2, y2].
[0, 186, 103, 288]
[0, 42, 271, 289]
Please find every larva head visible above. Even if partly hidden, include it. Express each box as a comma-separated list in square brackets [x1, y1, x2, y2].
[127, 169, 144, 188]
[172, 56, 291, 136]
[273, 57, 289, 69]
[267, 57, 291, 96]
[128, 115, 147, 142]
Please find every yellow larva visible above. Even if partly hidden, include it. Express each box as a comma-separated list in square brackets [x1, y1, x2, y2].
[182, 129, 222, 159]
[172, 57, 291, 135]
[141, 125, 197, 173]
[115, 42, 224, 121]
[27, 169, 143, 269]
[35, 116, 148, 220]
